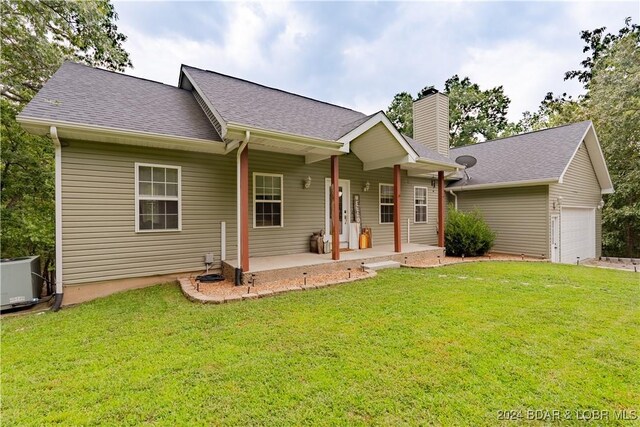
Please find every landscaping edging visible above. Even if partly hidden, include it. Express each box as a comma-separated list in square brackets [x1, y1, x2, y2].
[179, 270, 378, 304]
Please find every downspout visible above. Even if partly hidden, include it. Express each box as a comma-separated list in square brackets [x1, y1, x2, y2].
[50, 126, 63, 311]
[236, 131, 250, 282]
[447, 189, 457, 210]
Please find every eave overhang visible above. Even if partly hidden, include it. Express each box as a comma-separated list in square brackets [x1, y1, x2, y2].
[17, 116, 227, 154]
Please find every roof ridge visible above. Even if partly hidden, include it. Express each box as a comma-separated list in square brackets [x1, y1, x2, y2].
[450, 120, 592, 150]
[64, 60, 187, 91]
[181, 64, 367, 116]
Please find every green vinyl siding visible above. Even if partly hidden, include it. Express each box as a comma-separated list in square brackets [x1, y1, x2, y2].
[61, 143, 439, 286]
[456, 186, 550, 258]
[61, 141, 236, 285]
[247, 151, 438, 257]
[549, 142, 603, 257]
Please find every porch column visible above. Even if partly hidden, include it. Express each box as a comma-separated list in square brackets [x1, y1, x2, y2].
[394, 164, 401, 252]
[438, 170, 445, 247]
[241, 145, 250, 271]
[331, 155, 340, 260]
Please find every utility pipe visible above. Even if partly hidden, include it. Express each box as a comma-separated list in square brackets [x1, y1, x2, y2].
[236, 132, 250, 273]
[447, 189, 458, 210]
[50, 126, 63, 311]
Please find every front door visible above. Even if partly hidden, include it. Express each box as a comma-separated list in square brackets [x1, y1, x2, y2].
[325, 178, 350, 248]
[551, 215, 560, 263]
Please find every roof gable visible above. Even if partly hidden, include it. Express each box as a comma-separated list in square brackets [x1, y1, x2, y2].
[180, 65, 367, 141]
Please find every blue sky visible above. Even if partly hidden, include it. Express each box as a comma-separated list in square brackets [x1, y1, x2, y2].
[113, 1, 637, 121]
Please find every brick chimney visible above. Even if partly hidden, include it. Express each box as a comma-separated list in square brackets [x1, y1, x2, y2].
[413, 89, 449, 157]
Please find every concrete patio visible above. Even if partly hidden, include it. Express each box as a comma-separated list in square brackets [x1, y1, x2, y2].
[222, 243, 444, 283]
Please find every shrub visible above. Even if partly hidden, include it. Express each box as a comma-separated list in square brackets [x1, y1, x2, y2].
[445, 205, 496, 257]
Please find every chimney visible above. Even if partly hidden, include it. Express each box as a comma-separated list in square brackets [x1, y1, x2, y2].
[413, 89, 449, 157]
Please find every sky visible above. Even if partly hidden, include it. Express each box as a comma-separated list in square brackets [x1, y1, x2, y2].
[113, 1, 638, 121]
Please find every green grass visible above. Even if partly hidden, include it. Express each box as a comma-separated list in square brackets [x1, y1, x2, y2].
[2, 263, 639, 426]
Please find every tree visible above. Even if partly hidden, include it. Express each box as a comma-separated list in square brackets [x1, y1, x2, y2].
[514, 18, 639, 257]
[444, 75, 510, 147]
[386, 92, 414, 137]
[385, 76, 511, 147]
[564, 17, 639, 87]
[1, 0, 131, 276]
[588, 30, 640, 257]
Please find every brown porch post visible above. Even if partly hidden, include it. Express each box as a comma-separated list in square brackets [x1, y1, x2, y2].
[240, 145, 250, 271]
[393, 164, 402, 252]
[331, 155, 340, 260]
[438, 170, 445, 248]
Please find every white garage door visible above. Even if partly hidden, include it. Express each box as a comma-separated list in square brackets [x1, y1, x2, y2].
[561, 208, 595, 264]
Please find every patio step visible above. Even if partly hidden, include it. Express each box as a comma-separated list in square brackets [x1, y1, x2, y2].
[363, 260, 401, 271]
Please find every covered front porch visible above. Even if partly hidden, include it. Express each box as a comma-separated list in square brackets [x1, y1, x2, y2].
[229, 112, 459, 284]
[222, 243, 444, 283]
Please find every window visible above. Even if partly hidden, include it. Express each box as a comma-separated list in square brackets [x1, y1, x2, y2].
[379, 183, 394, 224]
[414, 186, 428, 223]
[135, 163, 181, 232]
[254, 173, 283, 228]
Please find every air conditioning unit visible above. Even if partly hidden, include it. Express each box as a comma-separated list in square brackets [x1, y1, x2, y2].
[1, 256, 43, 310]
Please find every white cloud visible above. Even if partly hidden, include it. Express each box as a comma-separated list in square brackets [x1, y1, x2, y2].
[119, 2, 316, 89]
[115, 1, 637, 121]
[458, 40, 584, 121]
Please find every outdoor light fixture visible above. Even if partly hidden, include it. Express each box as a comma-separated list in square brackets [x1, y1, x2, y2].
[597, 199, 605, 210]
[553, 196, 563, 210]
[303, 176, 311, 189]
[363, 181, 370, 192]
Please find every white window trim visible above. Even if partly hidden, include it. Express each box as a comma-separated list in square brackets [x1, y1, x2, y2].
[379, 183, 394, 225]
[134, 162, 182, 233]
[414, 186, 429, 224]
[253, 172, 284, 228]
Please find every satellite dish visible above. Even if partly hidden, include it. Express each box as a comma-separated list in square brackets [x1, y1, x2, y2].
[455, 155, 477, 169]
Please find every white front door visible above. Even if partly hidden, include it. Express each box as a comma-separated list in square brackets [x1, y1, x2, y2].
[551, 215, 560, 263]
[325, 178, 350, 248]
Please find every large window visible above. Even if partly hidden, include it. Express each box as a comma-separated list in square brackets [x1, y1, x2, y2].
[254, 173, 283, 228]
[414, 186, 428, 223]
[379, 183, 394, 224]
[135, 163, 181, 232]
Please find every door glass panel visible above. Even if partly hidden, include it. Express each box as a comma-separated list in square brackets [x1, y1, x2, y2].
[338, 186, 343, 235]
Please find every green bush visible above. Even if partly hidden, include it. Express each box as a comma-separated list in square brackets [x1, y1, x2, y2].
[445, 205, 496, 257]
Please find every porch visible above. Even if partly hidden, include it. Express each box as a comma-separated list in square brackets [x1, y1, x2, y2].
[222, 243, 444, 283]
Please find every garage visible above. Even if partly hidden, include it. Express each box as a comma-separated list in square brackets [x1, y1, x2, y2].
[561, 208, 596, 264]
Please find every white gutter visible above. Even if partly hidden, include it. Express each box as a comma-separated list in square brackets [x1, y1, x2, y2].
[448, 178, 558, 192]
[18, 117, 227, 154]
[50, 127, 64, 303]
[447, 189, 458, 210]
[236, 131, 250, 268]
[226, 122, 344, 152]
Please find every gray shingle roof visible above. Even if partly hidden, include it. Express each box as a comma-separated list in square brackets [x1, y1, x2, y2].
[447, 121, 592, 189]
[19, 61, 221, 141]
[182, 65, 368, 140]
[403, 135, 460, 167]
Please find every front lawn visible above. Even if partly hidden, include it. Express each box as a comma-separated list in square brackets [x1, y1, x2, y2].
[2, 263, 638, 425]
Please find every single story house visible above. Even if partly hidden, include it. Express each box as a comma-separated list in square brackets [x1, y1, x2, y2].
[17, 62, 613, 305]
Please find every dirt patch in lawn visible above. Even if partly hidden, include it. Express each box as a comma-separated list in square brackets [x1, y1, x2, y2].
[406, 252, 545, 268]
[583, 258, 639, 272]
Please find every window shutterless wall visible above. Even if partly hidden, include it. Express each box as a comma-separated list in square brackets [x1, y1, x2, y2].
[60, 141, 236, 285]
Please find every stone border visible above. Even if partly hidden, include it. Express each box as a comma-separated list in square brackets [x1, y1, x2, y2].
[178, 270, 377, 304]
